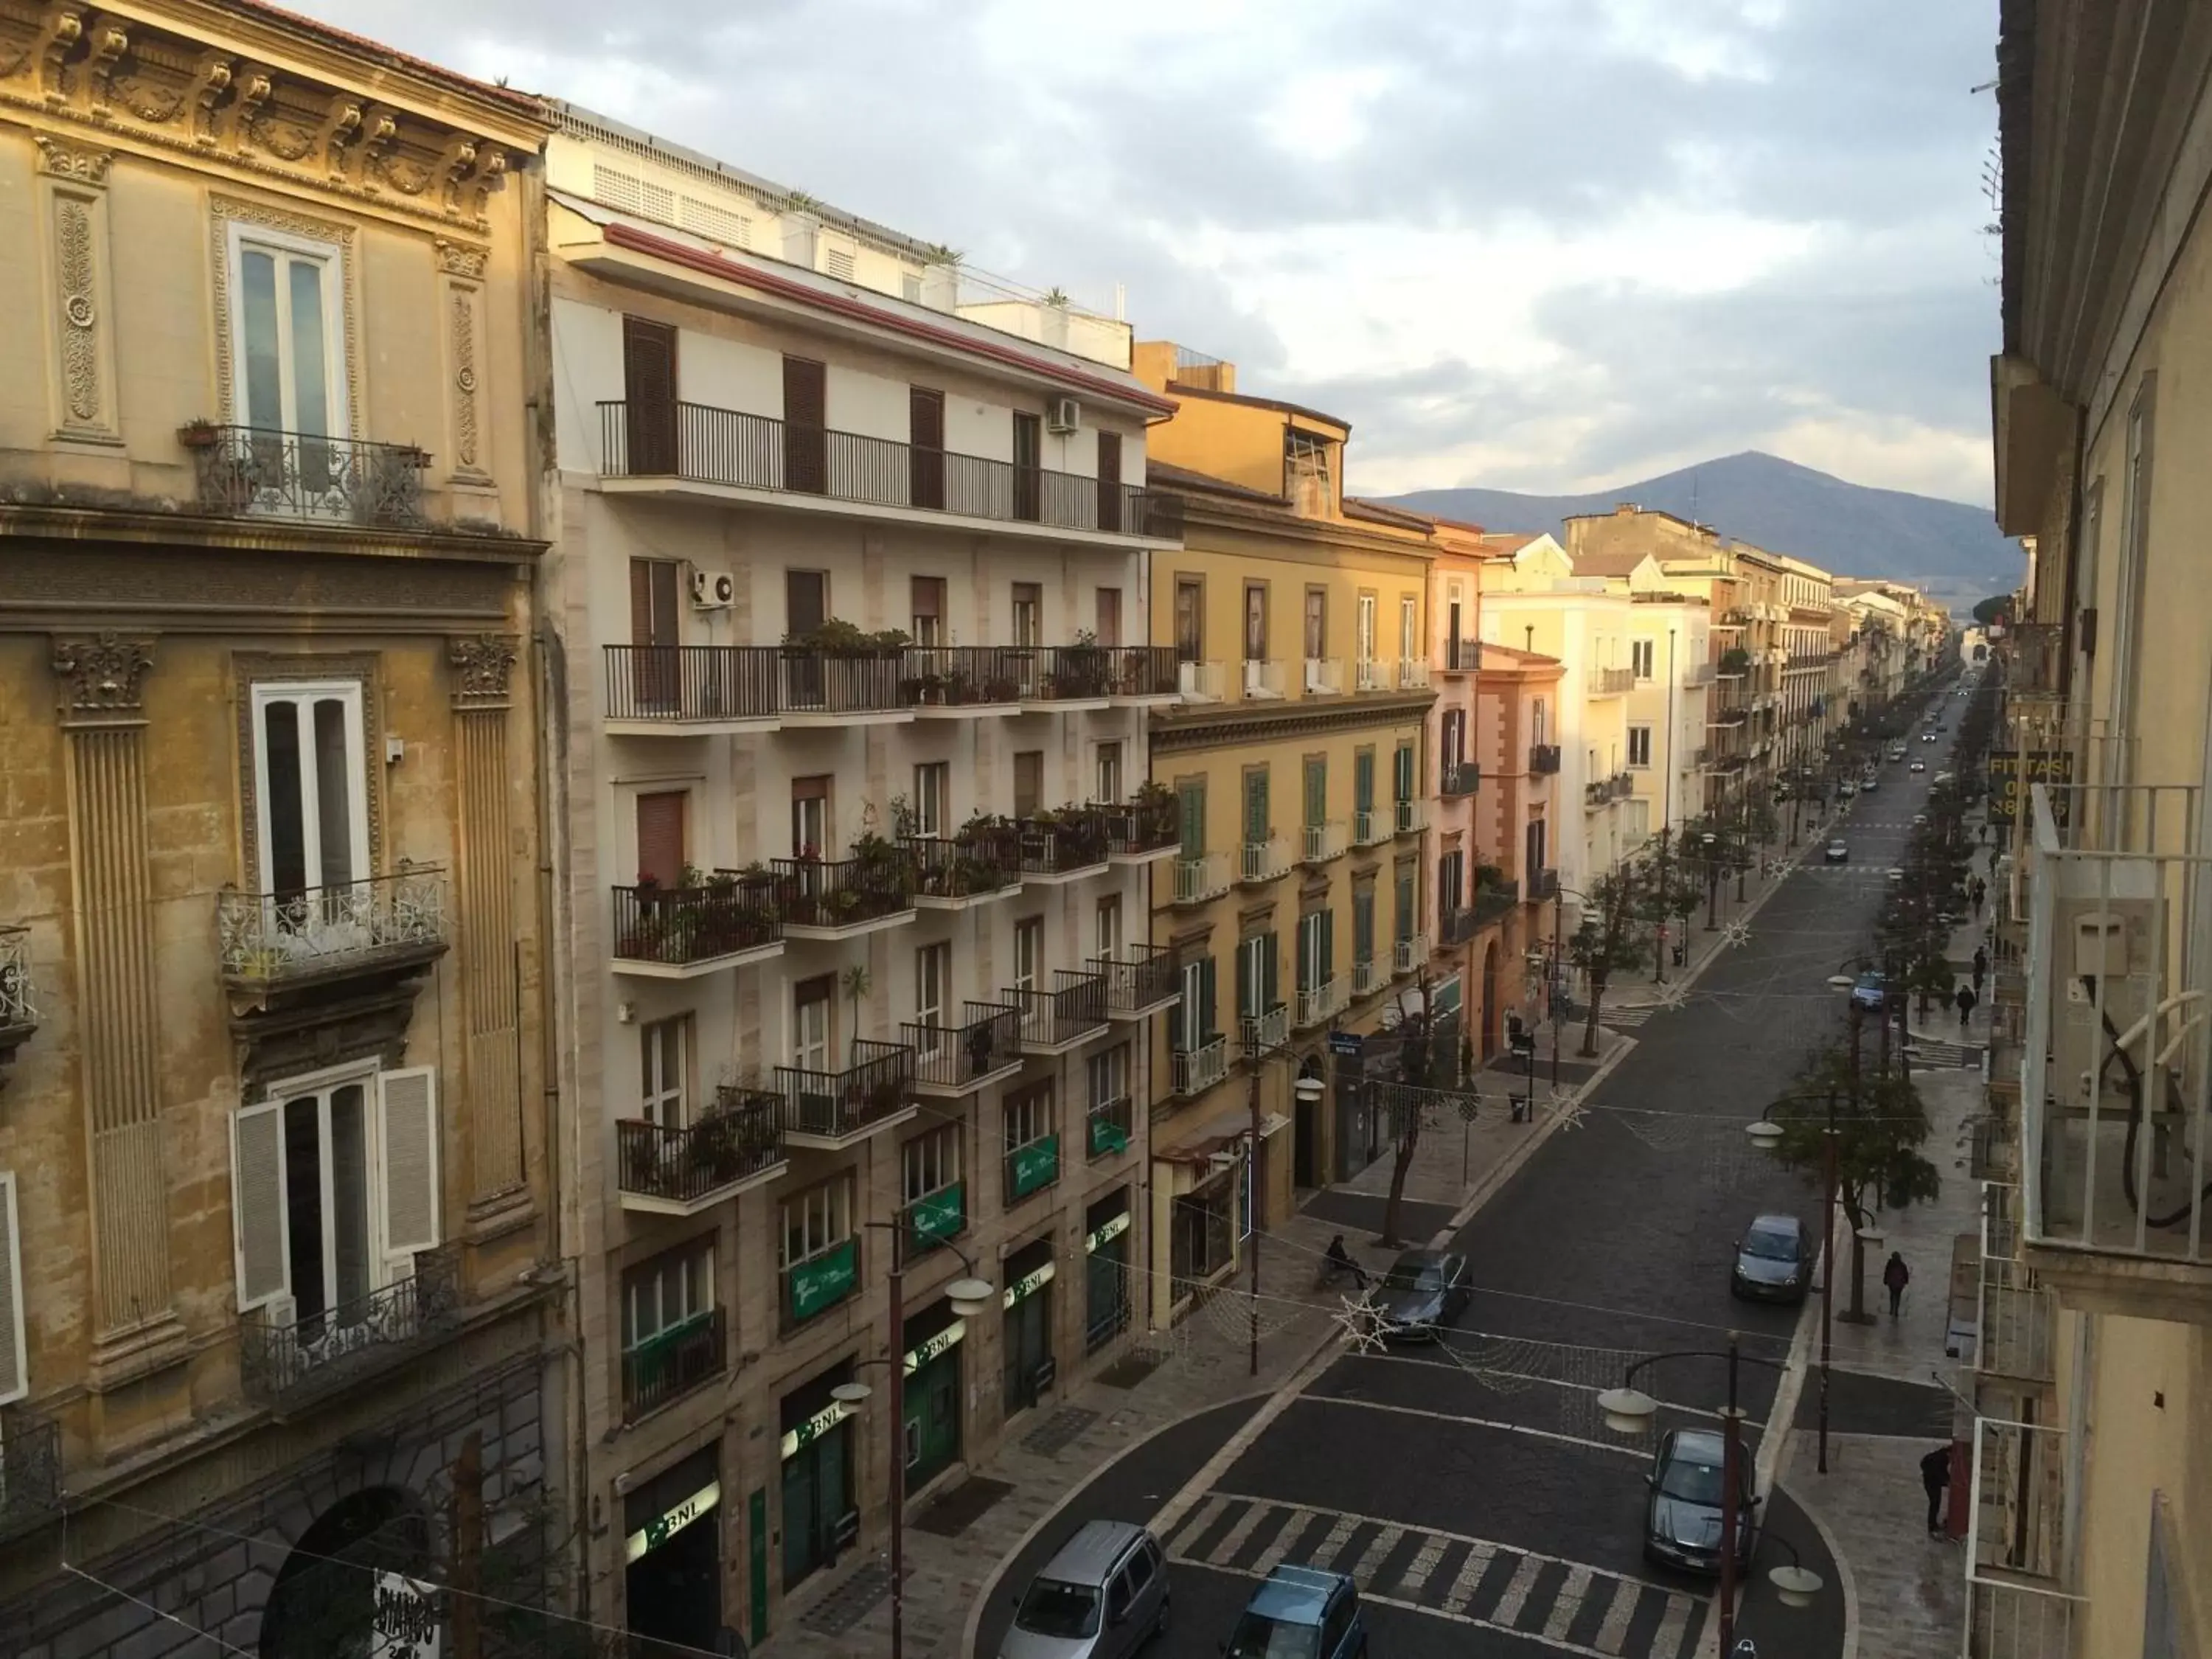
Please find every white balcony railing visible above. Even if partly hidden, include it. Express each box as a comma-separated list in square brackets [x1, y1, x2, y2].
[1394, 799, 1425, 835]
[1238, 1003, 1290, 1058]
[1240, 838, 1289, 883]
[1965, 1417, 2081, 1659]
[1300, 821, 1348, 864]
[1173, 852, 1231, 905]
[1393, 934, 1429, 975]
[1352, 957, 1381, 997]
[1355, 658, 1389, 692]
[1303, 657, 1343, 696]
[2020, 782, 2212, 1270]
[1975, 1251, 2053, 1383]
[1965, 1579, 2079, 1659]
[1352, 808, 1386, 846]
[1242, 658, 1285, 700]
[1178, 660, 1226, 703]
[1397, 658, 1432, 690]
[1295, 978, 1344, 1029]
[1172, 1035, 1228, 1096]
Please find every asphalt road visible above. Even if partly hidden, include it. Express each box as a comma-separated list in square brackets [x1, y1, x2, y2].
[979, 681, 1975, 1658]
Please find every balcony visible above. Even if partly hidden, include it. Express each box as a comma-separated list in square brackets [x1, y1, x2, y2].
[1017, 813, 1111, 882]
[1172, 1034, 1229, 1096]
[1242, 658, 1287, 700]
[616, 1089, 786, 1215]
[1964, 1418, 2080, 1659]
[1086, 1093, 1135, 1159]
[1975, 1251, 2053, 1385]
[1007, 970, 1110, 1052]
[1352, 957, 1382, 998]
[1094, 945, 1180, 1020]
[1680, 661, 1715, 689]
[1394, 799, 1425, 836]
[1397, 658, 1433, 691]
[776, 1043, 918, 1148]
[1441, 638, 1481, 674]
[1787, 650, 1839, 672]
[1355, 658, 1391, 693]
[1172, 852, 1231, 905]
[0, 926, 35, 1082]
[1240, 837, 1290, 884]
[1439, 906, 1478, 948]
[1708, 703, 1749, 727]
[602, 644, 782, 734]
[240, 1244, 461, 1414]
[1528, 743, 1562, 775]
[1717, 608, 1751, 628]
[1588, 667, 1635, 696]
[183, 422, 427, 527]
[1019, 644, 1116, 710]
[218, 869, 448, 998]
[778, 651, 915, 724]
[622, 1308, 726, 1421]
[1471, 880, 1521, 931]
[2018, 782, 2212, 1310]
[1102, 797, 1181, 864]
[1584, 773, 1633, 809]
[1004, 1130, 1062, 1203]
[1238, 1002, 1290, 1059]
[1440, 761, 1481, 799]
[1526, 868, 1560, 904]
[1294, 978, 1345, 1029]
[1299, 820, 1349, 865]
[596, 399, 1169, 542]
[1105, 645, 1183, 705]
[1302, 657, 1344, 696]
[773, 852, 917, 939]
[904, 832, 1021, 911]
[1178, 660, 1227, 702]
[1394, 934, 1429, 975]
[904, 645, 1026, 715]
[611, 874, 784, 976]
[1351, 808, 1388, 848]
[907, 1004, 1024, 1096]
[0, 1405, 61, 1540]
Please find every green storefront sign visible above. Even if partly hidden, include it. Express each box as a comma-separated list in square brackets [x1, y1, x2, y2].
[1009, 1134, 1060, 1200]
[907, 1183, 964, 1251]
[787, 1237, 858, 1324]
[1088, 1113, 1129, 1157]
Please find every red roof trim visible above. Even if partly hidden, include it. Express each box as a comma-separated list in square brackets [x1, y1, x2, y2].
[601, 223, 1178, 416]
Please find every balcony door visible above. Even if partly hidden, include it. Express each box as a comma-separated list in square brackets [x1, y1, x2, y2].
[622, 316, 678, 476]
[1303, 588, 1326, 662]
[783, 355, 827, 495]
[1526, 817, 1547, 879]
[230, 224, 348, 508]
[636, 791, 687, 888]
[1012, 411, 1042, 521]
[629, 557, 681, 712]
[1356, 592, 1377, 664]
[1175, 579, 1203, 663]
[1095, 431, 1122, 532]
[786, 568, 827, 706]
[252, 682, 369, 907]
[1244, 583, 1268, 663]
[793, 977, 833, 1074]
[909, 386, 945, 510]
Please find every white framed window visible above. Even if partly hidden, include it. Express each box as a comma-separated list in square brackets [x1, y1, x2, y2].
[1086, 1043, 1129, 1109]
[251, 681, 369, 898]
[0, 1171, 24, 1405]
[1094, 740, 1123, 805]
[1631, 640, 1655, 680]
[792, 977, 832, 1071]
[780, 1178, 852, 1268]
[1356, 591, 1378, 663]
[1004, 1085, 1054, 1154]
[1627, 726, 1652, 768]
[1176, 956, 1208, 1051]
[229, 1062, 439, 1322]
[1399, 595, 1419, 662]
[901, 1124, 961, 1207]
[622, 1238, 714, 1350]
[1014, 916, 1043, 992]
[1297, 909, 1329, 992]
[226, 221, 348, 439]
[915, 942, 950, 1029]
[912, 762, 949, 837]
[1239, 934, 1270, 1017]
[639, 1015, 688, 1127]
[1094, 894, 1122, 961]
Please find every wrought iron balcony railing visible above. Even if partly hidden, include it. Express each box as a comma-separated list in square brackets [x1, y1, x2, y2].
[779, 651, 913, 716]
[773, 852, 917, 932]
[1528, 743, 1562, 775]
[611, 875, 783, 968]
[184, 423, 427, 526]
[1020, 644, 1116, 703]
[597, 399, 1167, 537]
[1015, 813, 1111, 878]
[0, 925, 35, 1055]
[0, 1405, 62, 1540]
[902, 644, 1026, 708]
[1300, 821, 1349, 864]
[1439, 906, 1478, 947]
[1440, 760, 1480, 798]
[777, 1044, 916, 1141]
[1472, 881, 1521, 931]
[1172, 1034, 1228, 1096]
[1442, 638, 1481, 673]
[602, 644, 781, 726]
[906, 1004, 1023, 1091]
[1006, 971, 1110, 1049]
[622, 1307, 726, 1420]
[1238, 1002, 1289, 1059]
[1105, 645, 1181, 699]
[903, 832, 1021, 904]
[616, 1090, 785, 1209]
[1293, 978, 1344, 1029]
[1099, 798, 1180, 860]
[1093, 944, 1180, 1017]
[1172, 852, 1231, 904]
[218, 869, 447, 986]
[240, 1244, 461, 1410]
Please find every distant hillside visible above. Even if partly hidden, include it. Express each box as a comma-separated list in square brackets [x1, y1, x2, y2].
[1376, 451, 2023, 613]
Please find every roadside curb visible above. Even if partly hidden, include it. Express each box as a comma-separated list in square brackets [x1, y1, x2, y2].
[1778, 1455, 1863, 1659]
[1430, 1030, 1638, 1247]
[1611, 849, 1801, 1015]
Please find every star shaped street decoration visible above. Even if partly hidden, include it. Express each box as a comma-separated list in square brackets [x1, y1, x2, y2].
[1332, 1292, 1389, 1357]
[1551, 1095, 1591, 1133]
[1723, 918, 1756, 950]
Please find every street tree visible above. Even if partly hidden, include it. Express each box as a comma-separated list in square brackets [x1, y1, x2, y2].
[1768, 1041, 1942, 1321]
[1567, 865, 1648, 1057]
[1377, 978, 1451, 1248]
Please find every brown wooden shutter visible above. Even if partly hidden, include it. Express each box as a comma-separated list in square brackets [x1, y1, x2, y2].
[784, 355, 827, 494]
[1013, 751, 1043, 818]
[1095, 431, 1122, 533]
[635, 791, 686, 886]
[786, 569, 827, 636]
[630, 559, 680, 710]
[909, 386, 945, 510]
[622, 316, 678, 475]
[1012, 411, 1042, 522]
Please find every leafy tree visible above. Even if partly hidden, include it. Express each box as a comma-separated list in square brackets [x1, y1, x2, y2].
[1378, 985, 1453, 1247]
[1567, 865, 1649, 1057]
[1971, 593, 2012, 627]
[1768, 1042, 1941, 1321]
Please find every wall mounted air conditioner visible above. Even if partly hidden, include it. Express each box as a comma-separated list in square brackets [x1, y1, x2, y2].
[1046, 397, 1080, 434]
[692, 569, 735, 609]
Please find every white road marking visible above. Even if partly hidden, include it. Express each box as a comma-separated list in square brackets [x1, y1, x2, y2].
[1351, 1523, 1405, 1586]
[1595, 1574, 1641, 1652]
[1492, 1553, 1546, 1624]
[1301, 1386, 1662, 1457]
[1446, 1539, 1498, 1608]
[1653, 1590, 1694, 1656]
[1397, 1537, 1447, 1596]
[1251, 1506, 1315, 1575]
[1310, 1512, 1360, 1571]
[1545, 1565, 1595, 1641]
[1166, 1494, 1228, 1554]
[1209, 1499, 1270, 1566]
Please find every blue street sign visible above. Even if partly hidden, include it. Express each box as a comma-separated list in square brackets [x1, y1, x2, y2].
[1327, 1032, 1364, 1057]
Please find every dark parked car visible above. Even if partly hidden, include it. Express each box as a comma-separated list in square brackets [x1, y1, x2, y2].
[1375, 1249, 1471, 1340]
[1731, 1214, 1812, 1303]
[1225, 1566, 1368, 1659]
[1643, 1426, 1760, 1573]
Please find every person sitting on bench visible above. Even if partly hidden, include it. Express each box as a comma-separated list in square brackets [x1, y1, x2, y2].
[1323, 1234, 1368, 1291]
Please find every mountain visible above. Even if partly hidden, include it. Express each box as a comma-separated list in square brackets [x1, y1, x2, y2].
[1374, 451, 2023, 612]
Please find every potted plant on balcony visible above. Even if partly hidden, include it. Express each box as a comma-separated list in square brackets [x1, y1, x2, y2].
[1719, 647, 1752, 676]
[176, 419, 221, 450]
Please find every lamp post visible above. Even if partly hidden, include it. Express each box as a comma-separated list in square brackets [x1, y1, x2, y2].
[1244, 1051, 1328, 1376]
[1596, 1336, 1802, 1655]
[1750, 1058, 1848, 1477]
[840, 1230, 996, 1659]
[1701, 830, 1721, 931]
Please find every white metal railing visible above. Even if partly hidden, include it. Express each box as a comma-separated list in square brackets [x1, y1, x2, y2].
[1178, 660, 1225, 702]
[1964, 1417, 2081, 1659]
[1352, 958, 1381, 997]
[0, 926, 33, 1027]
[1173, 852, 1230, 904]
[1302, 657, 1343, 695]
[2021, 781, 2212, 1267]
[1172, 1035, 1228, 1096]
[1394, 799, 1424, 835]
[1301, 821, 1348, 864]
[1242, 658, 1285, 700]
[1295, 978, 1345, 1029]
[1238, 1003, 1290, 1057]
[1393, 934, 1429, 975]
[1355, 658, 1389, 692]
[1352, 808, 1385, 846]
[1240, 838, 1288, 883]
[1965, 1578, 2080, 1659]
[1397, 658, 1432, 690]
[217, 869, 447, 981]
[1975, 1252, 2053, 1383]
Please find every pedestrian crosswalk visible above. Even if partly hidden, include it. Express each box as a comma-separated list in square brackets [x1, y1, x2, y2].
[1163, 1492, 1708, 1658]
[1904, 1033, 1983, 1068]
[1599, 1003, 1658, 1029]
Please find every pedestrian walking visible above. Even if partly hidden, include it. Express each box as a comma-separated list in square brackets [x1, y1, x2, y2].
[1970, 874, 1986, 917]
[1921, 1444, 1954, 1537]
[1882, 1251, 1911, 1317]
[1972, 945, 1989, 998]
[1955, 981, 1978, 1029]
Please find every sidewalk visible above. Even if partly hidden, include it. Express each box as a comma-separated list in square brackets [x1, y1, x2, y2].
[755, 1044, 1628, 1659]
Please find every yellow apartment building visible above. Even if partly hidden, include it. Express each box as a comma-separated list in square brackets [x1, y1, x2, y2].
[1978, 2, 2212, 1655]
[1132, 344, 1437, 1321]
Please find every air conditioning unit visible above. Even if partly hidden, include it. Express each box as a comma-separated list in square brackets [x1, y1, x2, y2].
[1046, 396, 1080, 434]
[692, 569, 735, 608]
[267, 1292, 298, 1331]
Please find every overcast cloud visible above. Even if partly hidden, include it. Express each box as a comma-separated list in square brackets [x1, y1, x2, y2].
[293, 0, 2002, 505]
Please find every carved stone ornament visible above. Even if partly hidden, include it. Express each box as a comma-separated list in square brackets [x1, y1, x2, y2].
[52, 633, 153, 715]
[32, 133, 113, 185]
[448, 634, 517, 708]
[435, 238, 488, 279]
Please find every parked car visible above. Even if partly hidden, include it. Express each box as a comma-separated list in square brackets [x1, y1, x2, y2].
[1922, 731, 1940, 743]
[1642, 1426, 1761, 1573]
[1001, 1521, 1169, 1659]
[1859, 775, 1878, 793]
[1837, 780, 1857, 799]
[1224, 1566, 1368, 1659]
[1909, 759, 1926, 773]
[1376, 1248, 1472, 1340]
[1824, 839, 1848, 863]
[1731, 1213, 1812, 1302]
[1851, 970, 1887, 1009]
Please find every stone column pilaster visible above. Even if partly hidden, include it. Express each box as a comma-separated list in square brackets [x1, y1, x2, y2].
[449, 634, 525, 1211]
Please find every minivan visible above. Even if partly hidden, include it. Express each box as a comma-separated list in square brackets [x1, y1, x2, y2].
[1000, 1520, 1169, 1659]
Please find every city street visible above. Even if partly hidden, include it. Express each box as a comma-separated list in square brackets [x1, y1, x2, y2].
[979, 713, 1969, 1658]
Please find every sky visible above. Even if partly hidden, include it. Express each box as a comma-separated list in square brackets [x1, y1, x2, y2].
[293, 0, 2003, 506]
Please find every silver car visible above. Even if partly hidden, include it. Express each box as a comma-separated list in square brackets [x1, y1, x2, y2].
[1001, 1520, 1169, 1659]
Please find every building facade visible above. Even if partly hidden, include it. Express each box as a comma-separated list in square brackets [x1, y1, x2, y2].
[0, 8, 560, 1655]
[1472, 644, 1566, 1058]
[539, 109, 1183, 1647]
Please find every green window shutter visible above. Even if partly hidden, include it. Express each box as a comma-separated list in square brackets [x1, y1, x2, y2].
[1354, 751, 1374, 814]
[1354, 891, 1373, 960]
[1304, 759, 1326, 827]
[1179, 783, 1205, 855]
[1244, 771, 1269, 841]
[1235, 942, 1251, 1020]
[1322, 909, 1335, 976]
[1263, 931, 1280, 1009]
[1200, 955, 1217, 1034]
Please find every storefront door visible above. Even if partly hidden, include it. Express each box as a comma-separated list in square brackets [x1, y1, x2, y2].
[780, 1372, 857, 1590]
[1001, 1240, 1057, 1414]
[624, 1447, 722, 1653]
[905, 1352, 961, 1489]
[1085, 1192, 1132, 1353]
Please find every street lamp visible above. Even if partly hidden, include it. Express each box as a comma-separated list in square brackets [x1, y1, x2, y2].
[1701, 830, 1721, 931]
[843, 1225, 997, 1659]
[1595, 1335, 1795, 1655]
[1243, 1047, 1327, 1377]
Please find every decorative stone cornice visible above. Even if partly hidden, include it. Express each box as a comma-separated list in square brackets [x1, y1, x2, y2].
[1150, 690, 1436, 754]
[448, 633, 517, 709]
[436, 237, 488, 279]
[52, 631, 152, 717]
[32, 131, 111, 184]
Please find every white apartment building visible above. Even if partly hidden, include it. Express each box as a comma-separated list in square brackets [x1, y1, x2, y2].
[539, 106, 1185, 1650]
